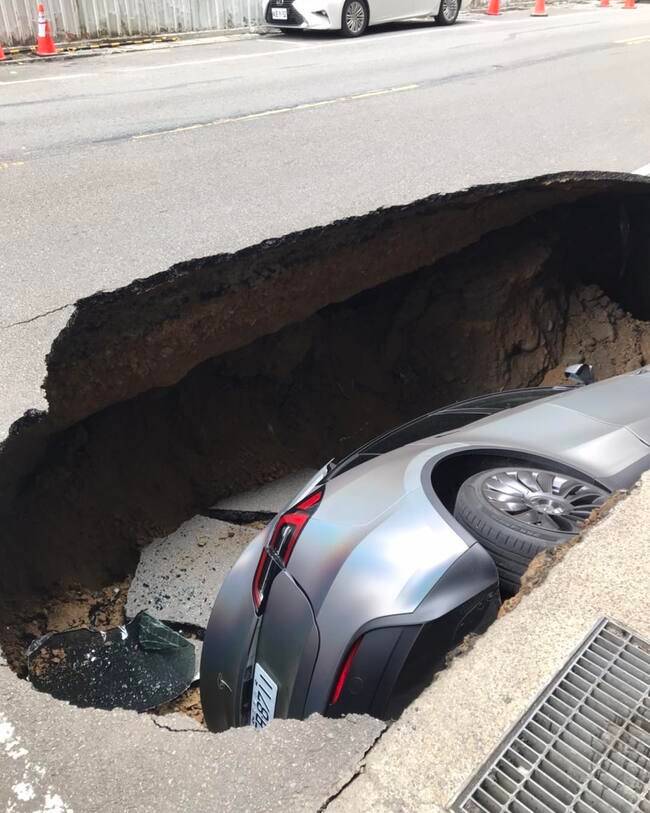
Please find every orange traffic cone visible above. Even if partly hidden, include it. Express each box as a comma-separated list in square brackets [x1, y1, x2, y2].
[622, 0, 636, 9]
[36, 3, 57, 56]
[487, 0, 500, 15]
[600, 0, 610, 6]
[0, 43, 6, 61]
[531, 0, 547, 15]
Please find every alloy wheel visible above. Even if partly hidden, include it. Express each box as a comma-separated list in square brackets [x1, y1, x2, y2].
[481, 469, 608, 533]
[345, 1, 366, 34]
[440, 0, 459, 20]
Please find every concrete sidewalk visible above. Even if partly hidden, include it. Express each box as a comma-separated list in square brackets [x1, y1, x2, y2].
[330, 475, 650, 812]
[0, 661, 383, 812]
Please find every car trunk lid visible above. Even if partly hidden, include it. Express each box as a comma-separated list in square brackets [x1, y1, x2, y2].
[254, 570, 319, 721]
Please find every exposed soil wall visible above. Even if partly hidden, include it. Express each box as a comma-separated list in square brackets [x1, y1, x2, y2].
[1, 172, 650, 672]
[3, 174, 649, 505]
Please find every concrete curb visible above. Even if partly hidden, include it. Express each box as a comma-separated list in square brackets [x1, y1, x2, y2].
[0, 29, 270, 65]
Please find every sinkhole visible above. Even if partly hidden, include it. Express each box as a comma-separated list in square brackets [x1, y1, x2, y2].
[1, 172, 650, 721]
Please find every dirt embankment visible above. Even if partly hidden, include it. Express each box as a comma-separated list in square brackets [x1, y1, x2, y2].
[1, 173, 650, 675]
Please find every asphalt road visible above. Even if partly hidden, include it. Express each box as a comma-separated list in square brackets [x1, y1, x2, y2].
[1, 4, 650, 432]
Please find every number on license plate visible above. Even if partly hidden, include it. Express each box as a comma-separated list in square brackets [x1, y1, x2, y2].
[272, 7, 288, 19]
[251, 663, 278, 730]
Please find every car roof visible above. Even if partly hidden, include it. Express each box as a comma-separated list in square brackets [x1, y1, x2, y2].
[327, 386, 571, 480]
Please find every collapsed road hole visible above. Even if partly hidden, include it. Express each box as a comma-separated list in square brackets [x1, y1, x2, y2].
[1, 173, 650, 717]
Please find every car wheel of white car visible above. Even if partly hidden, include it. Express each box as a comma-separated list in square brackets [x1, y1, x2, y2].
[435, 0, 460, 25]
[453, 467, 609, 595]
[342, 0, 368, 36]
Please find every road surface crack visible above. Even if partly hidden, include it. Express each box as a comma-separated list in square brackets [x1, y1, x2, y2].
[318, 722, 389, 812]
[1, 302, 74, 330]
[151, 717, 209, 734]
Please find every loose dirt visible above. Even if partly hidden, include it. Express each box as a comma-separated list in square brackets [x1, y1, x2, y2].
[1, 579, 130, 677]
[1, 577, 206, 723]
[156, 685, 205, 727]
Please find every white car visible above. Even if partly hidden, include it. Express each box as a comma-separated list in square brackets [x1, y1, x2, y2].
[264, 0, 460, 36]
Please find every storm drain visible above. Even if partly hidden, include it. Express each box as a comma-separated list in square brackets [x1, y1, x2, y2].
[454, 618, 650, 813]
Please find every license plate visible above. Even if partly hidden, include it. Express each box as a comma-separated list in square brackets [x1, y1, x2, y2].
[272, 7, 288, 19]
[251, 663, 278, 730]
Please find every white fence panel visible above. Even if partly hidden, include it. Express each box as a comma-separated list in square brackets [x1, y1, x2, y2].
[1, 0, 79, 45]
[0, 0, 263, 46]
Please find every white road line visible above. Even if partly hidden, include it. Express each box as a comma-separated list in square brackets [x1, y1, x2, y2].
[132, 83, 420, 140]
[116, 45, 312, 72]
[115, 22, 502, 74]
[615, 34, 650, 44]
[632, 163, 650, 175]
[0, 72, 95, 86]
[116, 8, 625, 75]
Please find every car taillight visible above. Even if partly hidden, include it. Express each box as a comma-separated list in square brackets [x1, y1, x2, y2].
[330, 637, 362, 705]
[252, 486, 324, 613]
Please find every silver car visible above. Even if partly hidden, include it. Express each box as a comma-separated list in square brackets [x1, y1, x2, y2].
[264, 0, 460, 37]
[201, 367, 650, 732]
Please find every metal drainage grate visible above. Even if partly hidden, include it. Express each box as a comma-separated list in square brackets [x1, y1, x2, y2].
[454, 618, 650, 813]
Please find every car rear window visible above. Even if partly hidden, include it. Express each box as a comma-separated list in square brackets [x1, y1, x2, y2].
[327, 387, 569, 481]
[447, 387, 568, 411]
[364, 411, 485, 454]
[328, 411, 486, 480]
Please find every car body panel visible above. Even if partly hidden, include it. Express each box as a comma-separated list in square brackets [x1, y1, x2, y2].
[255, 570, 319, 719]
[370, 0, 437, 24]
[446, 403, 649, 480]
[200, 532, 264, 731]
[304, 541, 499, 716]
[288, 486, 469, 616]
[264, 0, 443, 31]
[546, 368, 650, 429]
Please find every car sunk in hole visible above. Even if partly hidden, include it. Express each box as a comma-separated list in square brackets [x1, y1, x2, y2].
[264, 0, 461, 38]
[201, 367, 650, 732]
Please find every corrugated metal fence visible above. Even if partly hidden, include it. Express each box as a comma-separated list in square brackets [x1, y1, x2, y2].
[0, 0, 264, 46]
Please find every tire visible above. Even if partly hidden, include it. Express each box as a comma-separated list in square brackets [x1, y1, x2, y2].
[435, 0, 460, 25]
[453, 467, 608, 594]
[341, 0, 368, 36]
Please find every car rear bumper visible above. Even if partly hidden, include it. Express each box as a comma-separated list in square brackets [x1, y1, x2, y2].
[308, 541, 501, 718]
[201, 531, 321, 731]
[200, 533, 263, 732]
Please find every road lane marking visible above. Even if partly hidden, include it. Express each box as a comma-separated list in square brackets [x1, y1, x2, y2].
[615, 34, 650, 45]
[114, 21, 523, 74]
[632, 163, 650, 176]
[116, 45, 312, 72]
[0, 161, 25, 170]
[0, 72, 95, 86]
[132, 83, 420, 140]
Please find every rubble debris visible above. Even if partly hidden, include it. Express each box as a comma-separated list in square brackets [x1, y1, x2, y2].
[155, 686, 205, 728]
[27, 611, 195, 712]
[126, 517, 257, 628]
[0, 579, 130, 677]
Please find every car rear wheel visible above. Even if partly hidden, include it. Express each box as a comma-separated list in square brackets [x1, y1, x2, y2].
[341, 0, 368, 36]
[435, 0, 460, 25]
[453, 467, 609, 594]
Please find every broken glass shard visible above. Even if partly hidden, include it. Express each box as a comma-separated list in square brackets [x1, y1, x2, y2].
[27, 611, 195, 711]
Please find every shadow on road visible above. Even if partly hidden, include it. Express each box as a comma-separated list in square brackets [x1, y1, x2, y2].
[265, 17, 478, 43]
